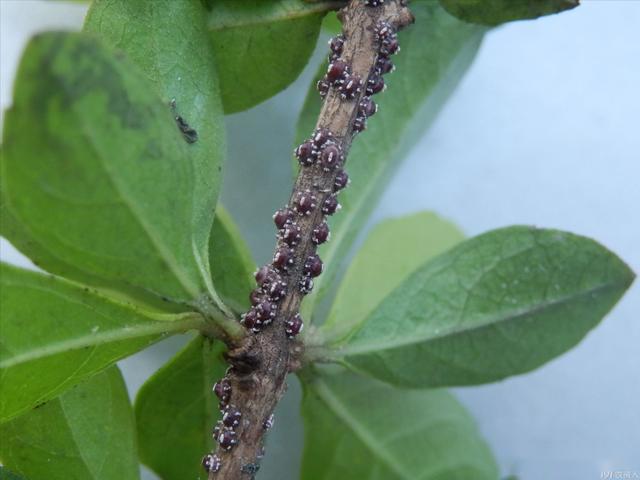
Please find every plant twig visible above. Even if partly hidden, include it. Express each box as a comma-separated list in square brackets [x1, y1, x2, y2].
[203, 1, 414, 478]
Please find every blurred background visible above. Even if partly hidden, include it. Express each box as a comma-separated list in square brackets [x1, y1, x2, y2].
[1, 1, 638, 479]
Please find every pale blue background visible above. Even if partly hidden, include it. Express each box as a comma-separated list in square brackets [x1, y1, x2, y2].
[1, 1, 638, 479]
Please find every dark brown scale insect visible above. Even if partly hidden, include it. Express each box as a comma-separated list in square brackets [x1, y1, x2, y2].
[202, 454, 221, 473]
[295, 141, 316, 166]
[273, 246, 294, 271]
[375, 21, 395, 41]
[322, 195, 341, 215]
[366, 75, 385, 95]
[303, 254, 323, 277]
[213, 378, 231, 405]
[376, 56, 395, 75]
[263, 413, 275, 430]
[299, 277, 314, 294]
[294, 190, 318, 216]
[339, 74, 362, 100]
[317, 78, 330, 98]
[222, 406, 242, 428]
[280, 222, 302, 246]
[268, 280, 287, 301]
[333, 170, 350, 192]
[241, 463, 261, 475]
[353, 115, 367, 133]
[255, 300, 277, 322]
[285, 314, 304, 338]
[380, 37, 400, 56]
[312, 221, 330, 245]
[241, 309, 260, 332]
[359, 97, 377, 117]
[254, 265, 271, 286]
[255, 266, 282, 294]
[329, 35, 345, 55]
[273, 208, 294, 230]
[326, 59, 349, 84]
[249, 288, 263, 306]
[217, 428, 237, 451]
[312, 128, 334, 148]
[319, 143, 343, 172]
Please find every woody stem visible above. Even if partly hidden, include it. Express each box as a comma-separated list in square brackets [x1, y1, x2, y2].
[206, 1, 414, 478]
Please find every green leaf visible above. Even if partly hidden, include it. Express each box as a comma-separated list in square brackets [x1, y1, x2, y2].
[0, 366, 140, 480]
[321, 11, 342, 35]
[210, 207, 256, 313]
[207, 0, 327, 113]
[320, 212, 465, 343]
[334, 227, 635, 388]
[0, 262, 204, 423]
[0, 178, 185, 313]
[297, 4, 486, 320]
[84, 0, 226, 301]
[0, 467, 26, 480]
[1, 32, 216, 304]
[439, 0, 579, 26]
[300, 368, 498, 479]
[135, 336, 227, 480]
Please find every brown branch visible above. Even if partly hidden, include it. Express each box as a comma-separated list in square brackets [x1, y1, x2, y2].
[203, 1, 414, 478]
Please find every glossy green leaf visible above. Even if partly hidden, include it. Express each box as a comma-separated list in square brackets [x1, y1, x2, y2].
[210, 207, 256, 313]
[439, 0, 579, 26]
[320, 212, 464, 343]
[1, 32, 216, 304]
[300, 368, 498, 479]
[0, 263, 204, 423]
[135, 336, 227, 480]
[297, 4, 486, 320]
[0, 367, 139, 480]
[334, 227, 634, 388]
[207, 0, 328, 113]
[84, 0, 227, 303]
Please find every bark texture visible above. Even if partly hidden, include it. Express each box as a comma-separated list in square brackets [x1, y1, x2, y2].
[206, 1, 414, 478]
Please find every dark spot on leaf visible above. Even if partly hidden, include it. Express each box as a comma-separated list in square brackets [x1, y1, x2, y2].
[29, 33, 145, 129]
[175, 115, 198, 144]
[170, 99, 198, 143]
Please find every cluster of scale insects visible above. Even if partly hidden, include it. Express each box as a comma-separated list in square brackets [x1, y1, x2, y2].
[202, 4, 401, 475]
[201, 377, 275, 474]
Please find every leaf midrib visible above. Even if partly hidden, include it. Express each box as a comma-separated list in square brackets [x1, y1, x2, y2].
[76, 111, 200, 299]
[339, 280, 625, 357]
[0, 315, 203, 369]
[312, 378, 415, 480]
